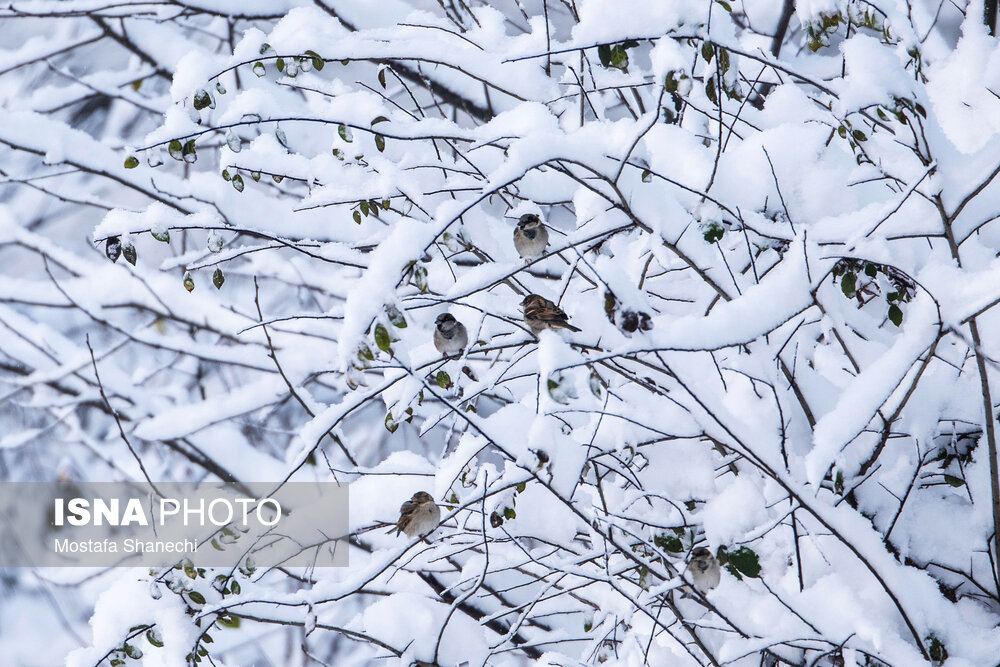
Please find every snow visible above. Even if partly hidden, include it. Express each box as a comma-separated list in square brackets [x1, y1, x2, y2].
[4, 1, 1000, 666]
[836, 35, 915, 113]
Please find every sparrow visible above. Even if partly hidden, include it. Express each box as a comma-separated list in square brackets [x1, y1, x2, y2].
[394, 491, 442, 538]
[521, 294, 581, 335]
[513, 213, 549, 259]
[687, 547, 721, 593]
[433, 313, 468, 358]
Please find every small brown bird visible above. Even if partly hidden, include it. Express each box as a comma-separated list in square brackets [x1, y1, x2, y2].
[513, 213, 549, 259]
[394, 491, 441, 538]
[688, 547, 721, 593]
[521, 294, 581, 335]
[433, 313, 468, 358]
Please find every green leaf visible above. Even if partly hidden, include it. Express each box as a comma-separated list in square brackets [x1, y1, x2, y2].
[212, 268, 224, 290]
[378, 68, 387, 88]
[701, 41, 714, 63]
[215, 81, 226, 94]
[726, 546, 761, 578]
[124, 643, 143, 659]
[705, 77, 717, 105]
[131, 79, 142, 91]
[375, 134, 385, 152]
[338, 124, 353, 142]
[374, 324, 391, 352]
[718, 48, 730, 74]
[718, 0, 732, 12]
[852, 130, 867, 142]
[888, 304, 903, 327]
[217, 615, 240, 629]
[183, 272, 195, 292]
[703, 223, 725, 244]
[382, 199, 391, 210]
[944, 474, 964, 487]
[184, 562, 197, 579]
[654, 533, 684, 553]
[436, 371, 452, 388]
[864, 262, 878, 277]
[272, 174, 284, 183]
[226, 130, 241, 152]
[146, 629, 164, 648]
[597, 44, 612, 68]
[123, 244, 137, 266]
[275, 57, 284, 72]
[187, 591, 206, 605]
[251, 171, 261, 182]
[503, 507, 516, 520]
[229, 580, 240, 595]
[516, 482, 526, 493]
[665, 71, 679, 94]
[304, 50, 324, 71]
[928, 635, 948, 662]
[641, 169, 651, 183]
[124, 156, 139, 169]
[841, 271, 857, 297]
[386, 304, 407, 327]
[360, 200, 370, 217]
[105, 236, 122, 262]
[193, 89, 211, 110]
[252, 61, 266, 77]
[609, 45, 628, 69]
[411, 264, 428, 292]
[384, 412, 399, 433]
[231, 174, 244, 192]
[352, 210, 362, 224]
[151, 228, 170, 243]
[182, 139, 197, 163]
[838, 125, 848, 139]
[371, 116, 389, 125]
[588, 370, 604, 398]
[168, 140, 183, 160]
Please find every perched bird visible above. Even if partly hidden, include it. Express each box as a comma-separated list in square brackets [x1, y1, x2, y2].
[513, 213, 549, 259]
[394, 491, 441, 538]
[521, 294, 581, 335]
[688, 547, 721, 593]
[434, 313, 468, 358]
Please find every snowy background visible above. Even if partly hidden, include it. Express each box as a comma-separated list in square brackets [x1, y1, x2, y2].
[1, 0, 1000, 665]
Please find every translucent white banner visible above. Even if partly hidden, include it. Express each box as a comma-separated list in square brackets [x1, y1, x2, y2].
[0, 482, 349, 567]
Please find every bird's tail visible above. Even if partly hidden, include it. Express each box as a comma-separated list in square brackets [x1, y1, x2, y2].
[562, 322, 582, 332]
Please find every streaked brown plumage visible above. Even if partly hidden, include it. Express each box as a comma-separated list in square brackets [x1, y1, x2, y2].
[394, 491, 441, 538]
[521, 294, 581, 335]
